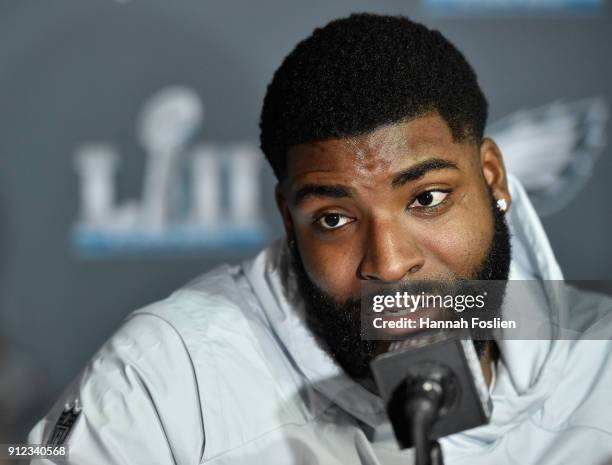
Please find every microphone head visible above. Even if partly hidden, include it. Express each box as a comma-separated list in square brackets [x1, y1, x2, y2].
[370, 328, 492, 449]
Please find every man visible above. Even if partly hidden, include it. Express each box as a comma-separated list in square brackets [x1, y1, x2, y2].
[30, 13, 612, 464]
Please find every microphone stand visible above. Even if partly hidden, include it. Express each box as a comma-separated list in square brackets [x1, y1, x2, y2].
[403, 377, 446, 465]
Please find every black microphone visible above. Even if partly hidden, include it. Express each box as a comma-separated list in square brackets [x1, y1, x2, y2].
[370, 328, 492, 465]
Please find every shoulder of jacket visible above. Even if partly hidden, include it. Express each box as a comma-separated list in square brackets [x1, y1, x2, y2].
[124, 262, 314, 457]
[129, 263, 268, 342]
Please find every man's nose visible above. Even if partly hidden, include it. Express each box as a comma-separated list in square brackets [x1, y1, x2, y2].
[357, 218, 425, 282]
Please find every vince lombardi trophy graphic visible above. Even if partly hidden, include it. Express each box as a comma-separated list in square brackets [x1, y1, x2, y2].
[138, 86, 203, 230]
[72, 85, 268, 256]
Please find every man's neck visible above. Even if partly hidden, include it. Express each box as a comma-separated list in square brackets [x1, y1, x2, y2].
[480, 342, 496, 387]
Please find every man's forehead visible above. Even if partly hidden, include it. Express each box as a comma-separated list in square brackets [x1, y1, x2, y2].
[286, 114, 460, 181]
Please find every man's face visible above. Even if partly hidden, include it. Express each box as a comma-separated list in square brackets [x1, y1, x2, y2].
[276, 114, 512, 377]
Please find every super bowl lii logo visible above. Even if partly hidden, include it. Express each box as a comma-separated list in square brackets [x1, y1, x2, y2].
[72, 86, 268, 257]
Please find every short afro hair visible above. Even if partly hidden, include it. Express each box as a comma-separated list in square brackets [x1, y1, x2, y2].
[259, 13, 488, 179]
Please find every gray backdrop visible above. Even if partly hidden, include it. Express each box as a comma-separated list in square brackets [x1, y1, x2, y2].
[0, 0, 610, 441]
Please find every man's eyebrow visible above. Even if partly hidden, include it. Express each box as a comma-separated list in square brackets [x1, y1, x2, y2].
[391, 158, 459, 188]
[293, 184, 352, 205]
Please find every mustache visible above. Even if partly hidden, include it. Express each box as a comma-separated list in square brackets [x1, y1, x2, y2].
[323, 278, 477, 311]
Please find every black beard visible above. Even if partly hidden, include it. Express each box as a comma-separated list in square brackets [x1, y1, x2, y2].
[290, 192, 512, 380]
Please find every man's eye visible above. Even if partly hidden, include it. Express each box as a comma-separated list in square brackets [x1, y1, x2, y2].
[316, 213, 352, 230]
[409, 190, 449, 208]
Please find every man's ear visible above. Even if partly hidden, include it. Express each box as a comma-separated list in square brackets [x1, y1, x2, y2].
[275, 183, 295, 241]
[479, 137, 512, 210]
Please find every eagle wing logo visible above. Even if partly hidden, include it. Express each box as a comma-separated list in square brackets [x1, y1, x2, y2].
[488, 97, 608, 216]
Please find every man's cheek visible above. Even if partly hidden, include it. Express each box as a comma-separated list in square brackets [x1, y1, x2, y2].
[418, 223, 491, 277]
[300, 243, 360, 297]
